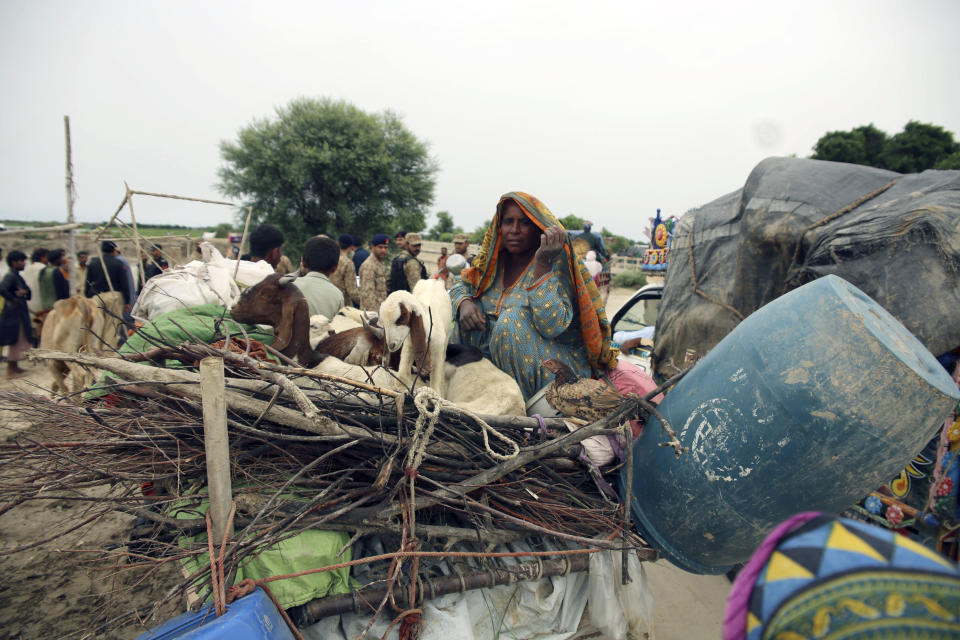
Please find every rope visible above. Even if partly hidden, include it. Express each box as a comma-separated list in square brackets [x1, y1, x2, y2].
[784, 177, 900, 292]
[412, 387, 520, 462]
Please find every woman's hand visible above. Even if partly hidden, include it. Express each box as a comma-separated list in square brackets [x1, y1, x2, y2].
[458, 298, 486, 332]
[533, 225, 565, 278]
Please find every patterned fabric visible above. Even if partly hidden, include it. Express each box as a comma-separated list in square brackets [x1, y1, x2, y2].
[358, 254, 387, 312]
[726, 513, 960, 640]
[328, 253, 359, 306]
[451, 259, 592, 400]
[459, 191, 618, 374]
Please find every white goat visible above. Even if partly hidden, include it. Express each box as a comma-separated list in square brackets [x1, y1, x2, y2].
[309, 314, 332, 349]
[443, 345, 526, 416]
[401, 279, 452, 396]
[309, 355, 406, 394]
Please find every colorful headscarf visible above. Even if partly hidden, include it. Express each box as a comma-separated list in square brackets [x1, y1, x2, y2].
[461, 191, 619, 372]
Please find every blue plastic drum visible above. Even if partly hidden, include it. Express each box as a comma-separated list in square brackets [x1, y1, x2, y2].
[623, 275, 960, 574]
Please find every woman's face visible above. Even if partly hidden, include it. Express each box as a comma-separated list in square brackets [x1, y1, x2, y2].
[500, 202, 540, 255]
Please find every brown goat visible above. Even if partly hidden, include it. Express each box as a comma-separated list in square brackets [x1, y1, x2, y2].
[314, 314, 394, 367]
[229, 273, 319, 366]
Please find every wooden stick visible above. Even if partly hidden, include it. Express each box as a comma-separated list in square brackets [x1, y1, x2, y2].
[234, 206, 253, 280]
[124, 183, 144, 293]
[0, 222, 84, 237]
[29, 350, 366, 440]
[363, 397, 644, 522]
[64, 116, 79, 297]
[200, 357, 233, 543]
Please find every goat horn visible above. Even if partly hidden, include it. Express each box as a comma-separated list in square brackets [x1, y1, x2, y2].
[278, 275, 297, 286]
[362, 313, 386, 340]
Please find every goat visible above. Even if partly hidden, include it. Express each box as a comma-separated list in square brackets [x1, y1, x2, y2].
[379, 290, 431, 385]
[443, 344, 526, 416]
[229, 273, 320, 367]
[308, 354, 406, 393]
[397, 279, 452, 396]
[314, 314, 391, 366]
[40, 294, 120, 395]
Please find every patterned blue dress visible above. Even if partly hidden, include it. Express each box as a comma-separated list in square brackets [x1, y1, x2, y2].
[450, 260, 592, 401]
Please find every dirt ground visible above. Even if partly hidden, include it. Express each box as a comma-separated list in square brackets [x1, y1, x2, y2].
[0, 288, 730, 639]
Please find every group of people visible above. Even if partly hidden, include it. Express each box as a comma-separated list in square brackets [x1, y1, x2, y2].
[245, 224, 478, 319]
[2, 193, 613, 400]
[0, 241, 169, 378]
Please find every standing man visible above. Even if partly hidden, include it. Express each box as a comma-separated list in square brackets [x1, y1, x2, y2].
[388, 232, 426, 293]
[358, 233, 389, 312]
[436, 246, 448, 272]
[24, 248, 48, 315]
[329, 234, 360, 307]
[351, 235, 369, 273]
[394, 231, 407, 254]
[85, 241, 133, 313]
[292, 236, 344, 319]
[141, 244, 168, 286]
[242, 224, 285, 269]
[75, 251, 89, 291]
[38, 249, 70, 311]
[453, 233, 474, 265]
[579, 221, 610, 262]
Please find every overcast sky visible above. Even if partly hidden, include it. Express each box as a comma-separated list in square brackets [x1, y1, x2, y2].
[1, 0, 957, 240]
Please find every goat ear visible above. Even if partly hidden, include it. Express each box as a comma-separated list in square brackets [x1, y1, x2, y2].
[273, 299, 298, 352]
[398, 302, 411, 326]
[408, 312, 431, 374]
[362, 314, 385, 340]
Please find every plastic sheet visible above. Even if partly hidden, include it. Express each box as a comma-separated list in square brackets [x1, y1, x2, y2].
[303, 540, 592, 640]
[654, 158, 960, 375]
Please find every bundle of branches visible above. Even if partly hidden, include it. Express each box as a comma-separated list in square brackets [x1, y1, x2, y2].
[1, 343, 669, 634]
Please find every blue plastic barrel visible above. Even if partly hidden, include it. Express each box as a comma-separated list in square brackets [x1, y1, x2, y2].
[136, 587, 295, 639]
[622, 275, 960, 574]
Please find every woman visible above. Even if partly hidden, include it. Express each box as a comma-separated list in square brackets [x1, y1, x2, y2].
[451, 192, 618, 400]
[0, 250, 34, 378]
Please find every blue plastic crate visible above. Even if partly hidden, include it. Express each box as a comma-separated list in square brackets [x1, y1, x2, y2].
[136, 587, 295, 639]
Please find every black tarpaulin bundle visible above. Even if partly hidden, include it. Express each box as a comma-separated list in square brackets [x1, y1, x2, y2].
[654, 157, 960, 375]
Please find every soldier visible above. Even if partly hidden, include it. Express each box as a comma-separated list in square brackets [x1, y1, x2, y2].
[388, 232, 426, 293]
[358, 233, 390, 312]
[328, 234, 361, 307]
[453, 232, 474, 265]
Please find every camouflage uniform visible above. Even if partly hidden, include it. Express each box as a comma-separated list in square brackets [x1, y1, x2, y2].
[403, 254, 425, 291]
[329, 253, 360, 307]
[358, 254, 388, 312]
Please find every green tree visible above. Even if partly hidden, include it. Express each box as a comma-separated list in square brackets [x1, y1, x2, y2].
[470, 223, 490, 244]
[879, 121, 959, 174]
[218, 97, 437, 251]
[210, 222, 234, 238]
[559, 214, 585, 231]
[811, 121, 958, 173]
[812, 130, 868, 165]
[426, 211, 462, 240]
[934, 151, 960, 170]
[600, 227, 630, 254]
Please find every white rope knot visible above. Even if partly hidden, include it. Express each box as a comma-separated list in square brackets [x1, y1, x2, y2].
[408, 387, 520, 462]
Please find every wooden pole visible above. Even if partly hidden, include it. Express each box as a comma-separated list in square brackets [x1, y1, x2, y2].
[64, 116, 78, 296]
[233, 206, 253, 280]
[124, 183, 143, 292]
[200, 357, 233, 542]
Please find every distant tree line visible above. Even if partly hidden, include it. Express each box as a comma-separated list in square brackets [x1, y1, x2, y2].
[812, 121, 960, 172]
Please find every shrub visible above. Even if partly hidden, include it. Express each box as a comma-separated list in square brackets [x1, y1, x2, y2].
[612, 270, 647, 288]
